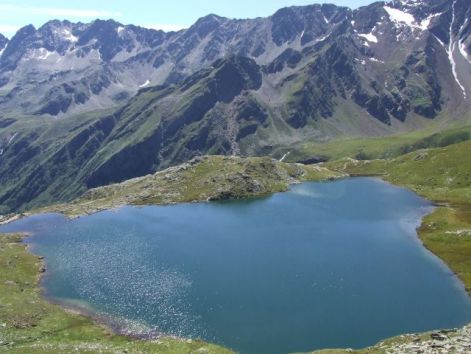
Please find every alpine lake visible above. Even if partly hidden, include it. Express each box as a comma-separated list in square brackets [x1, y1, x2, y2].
[2, 177, 471, 354]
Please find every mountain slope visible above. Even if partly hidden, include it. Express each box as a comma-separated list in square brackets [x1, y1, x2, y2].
[0, 0, 470, 121]
[1, 0, 471, 213]
[0, 33, 7, 52]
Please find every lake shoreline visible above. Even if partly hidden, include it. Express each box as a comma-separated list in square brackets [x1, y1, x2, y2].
[0, 232, 234, 353]
[4, 177, 471, 354]
[24, 233, 167, 341]
[1, 173, 471, 353]
[345, 172, 471, 296]
[22, 228, 212, 346]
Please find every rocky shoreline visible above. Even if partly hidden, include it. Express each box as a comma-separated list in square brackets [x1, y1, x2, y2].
[311, 325, 471, 353]
[379, 325, 471, 354]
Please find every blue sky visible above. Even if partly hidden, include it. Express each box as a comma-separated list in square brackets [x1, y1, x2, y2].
[0, 0, 372, 38]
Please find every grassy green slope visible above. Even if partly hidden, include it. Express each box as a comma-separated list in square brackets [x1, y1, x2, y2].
[280, 124, 471, 163]
[0, 109, 119, 214]
[326, 139, 471, 204]
[0, 233, 234, 354]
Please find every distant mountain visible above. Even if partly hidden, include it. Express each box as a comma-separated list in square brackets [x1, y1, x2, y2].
[0, 0, 471, 212]
[0, 0, 469, 120]
[0, 34, 7, 52]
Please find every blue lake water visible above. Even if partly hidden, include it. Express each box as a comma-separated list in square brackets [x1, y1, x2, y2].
[2, 177, 471, 354]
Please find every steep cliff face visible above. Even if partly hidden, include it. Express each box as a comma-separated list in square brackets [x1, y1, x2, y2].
[0, 34, 7, 52]
[85, 56, 264, 188]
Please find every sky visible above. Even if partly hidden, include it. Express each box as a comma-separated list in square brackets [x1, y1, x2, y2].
[0, 0, 373, 38]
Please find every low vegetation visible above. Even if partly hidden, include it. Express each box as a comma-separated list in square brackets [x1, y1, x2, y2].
[303, 324, 471, 353]
[281, 124, 471, 163]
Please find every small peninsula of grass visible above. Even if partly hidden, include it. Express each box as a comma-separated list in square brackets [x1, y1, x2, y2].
[39, 155, 344, 218]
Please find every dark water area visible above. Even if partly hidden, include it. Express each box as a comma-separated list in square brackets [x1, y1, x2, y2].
[2, 178, 471, 354]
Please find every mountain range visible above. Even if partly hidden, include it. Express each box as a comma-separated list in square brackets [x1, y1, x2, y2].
[0, 0, 471, 212]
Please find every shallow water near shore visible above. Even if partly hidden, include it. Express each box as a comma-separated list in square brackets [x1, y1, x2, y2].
[2, 177, 471, 354]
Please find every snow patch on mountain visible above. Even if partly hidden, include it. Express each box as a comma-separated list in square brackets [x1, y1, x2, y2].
[433, 34, 446, 48]
[7, 133, 17, 146]
[0, 132, 18, 157]
[61, 29, 78, 43]
[369, 57, 384, 63]
[398, 0, 423, 4]
[358, 32, 378, 43]
[384, 5, 441, 31]
[24, 48, 56, 61]
[315, 34, 329, 43]
[459, 42, 471, 64]
[448, 0, 467, 98]
[458, 22, 471, 64]
[419, 12, 442, 30]
[384, 6, 416, 27]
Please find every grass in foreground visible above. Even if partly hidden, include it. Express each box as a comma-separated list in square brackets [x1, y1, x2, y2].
[298, 323, 471, 353]
[418, 206, 471, 293]
[0, 233, 234, 354]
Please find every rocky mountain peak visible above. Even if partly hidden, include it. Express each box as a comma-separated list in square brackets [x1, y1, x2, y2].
[211, 55, 262, 91]
[0, 0, 468, 122]
[0, 24, 38, 70]
[186, 14, 228, 39]
[0, 33, 7, 51]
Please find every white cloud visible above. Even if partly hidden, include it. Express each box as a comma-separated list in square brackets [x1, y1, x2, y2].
[0, 24, 19, 36]
[144, 23, 189, 32]
[0, 4, 122, 19]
